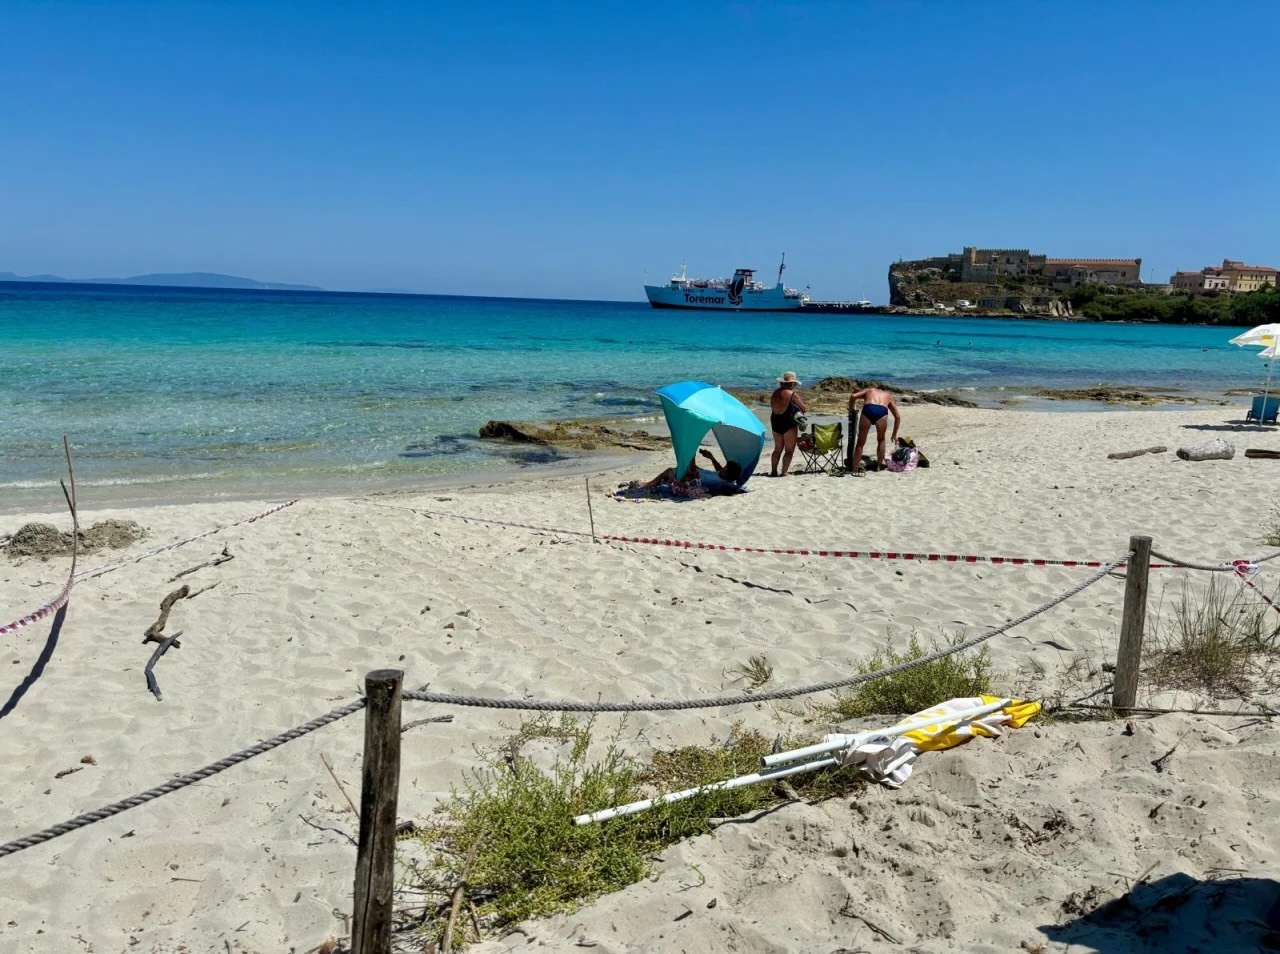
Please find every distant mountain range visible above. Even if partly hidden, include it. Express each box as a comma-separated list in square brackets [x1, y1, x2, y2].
[0, 271, 323, 291]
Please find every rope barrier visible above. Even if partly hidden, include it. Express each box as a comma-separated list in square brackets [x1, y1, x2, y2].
[402, 556, 1125, 712]
[1151, 547, 1280, 573]
[0, 697, 365, 859]
[1, 555, 1122, 858]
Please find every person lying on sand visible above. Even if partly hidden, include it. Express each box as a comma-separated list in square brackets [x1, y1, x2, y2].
[849, 385, 901, 473]
[641, 449, 743, 497]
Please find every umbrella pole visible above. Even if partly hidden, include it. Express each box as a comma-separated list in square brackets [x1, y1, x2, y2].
[1262, 361, 1275, 425]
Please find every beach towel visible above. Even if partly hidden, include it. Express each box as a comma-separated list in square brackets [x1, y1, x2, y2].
[613, 468, 747, 503]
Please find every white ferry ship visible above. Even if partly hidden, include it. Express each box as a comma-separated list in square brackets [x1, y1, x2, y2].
[644, 255, 809, 311]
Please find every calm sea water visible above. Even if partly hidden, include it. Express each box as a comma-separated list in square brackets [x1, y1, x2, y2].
[0, 281, 1261, 509]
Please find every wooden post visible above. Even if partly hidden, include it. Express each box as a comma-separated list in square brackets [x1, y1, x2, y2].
[585, 477, 597, 543]
[1112, 535, 1152, 710]
[352, 669, 403, 954]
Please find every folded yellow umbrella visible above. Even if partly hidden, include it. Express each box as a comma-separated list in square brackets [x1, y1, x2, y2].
[901, 695, 1041, 752]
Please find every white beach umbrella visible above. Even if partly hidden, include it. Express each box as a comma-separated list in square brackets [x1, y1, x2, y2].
[1230, 324, 1280, 348]
[1253, 341, 1278, 423]
[1230, 325, 1280, 421]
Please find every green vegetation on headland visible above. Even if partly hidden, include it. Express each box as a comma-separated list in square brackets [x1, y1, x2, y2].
[1068, 284, 1280, 326]
[888, 255, 1280, 325]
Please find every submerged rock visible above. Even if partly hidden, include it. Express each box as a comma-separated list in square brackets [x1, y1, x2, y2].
[1034, 386, 1205, 405]
[478, 419, 668, 453]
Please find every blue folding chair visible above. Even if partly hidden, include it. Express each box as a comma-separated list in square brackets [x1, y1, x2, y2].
[1247, 395, 1279, 424]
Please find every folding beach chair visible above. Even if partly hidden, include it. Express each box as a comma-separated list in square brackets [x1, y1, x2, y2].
[799, 422, 844, 474]
[1246, 395, 1279, 424]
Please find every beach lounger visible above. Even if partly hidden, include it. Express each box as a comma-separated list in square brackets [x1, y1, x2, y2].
[1246, 395, 1279, 424]
[798, 422, 844, 474]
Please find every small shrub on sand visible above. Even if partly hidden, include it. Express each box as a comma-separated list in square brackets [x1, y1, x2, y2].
[1264, 510, 1280, 548]
[405, 714, 861, 946]
[724, 653, 773, 690]
[819, 633, 998, 721]
[1147, 576, 1280, 697]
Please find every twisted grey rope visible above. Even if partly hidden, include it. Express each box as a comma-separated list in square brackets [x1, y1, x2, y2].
[0, 554, 1124, 859]
[1151, 548, 1280, 573]
[0, 698, 365, 859]
[403, 556, 1126, 713]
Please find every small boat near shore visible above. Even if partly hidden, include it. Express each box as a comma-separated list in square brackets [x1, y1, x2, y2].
[645, 255, 809, 311]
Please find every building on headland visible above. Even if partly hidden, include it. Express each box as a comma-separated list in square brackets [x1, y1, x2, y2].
[1169, 259, 1277, 294]
[951, 247, 1142, 287]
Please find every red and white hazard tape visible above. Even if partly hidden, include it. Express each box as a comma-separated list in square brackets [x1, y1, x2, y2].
[598, 534, 1119, 567]
[1234, 561, 1280, 616]
[397, 505, 1140, 569]
[3, 500, 298, 637]
[0, 576, 73, 636]
[75, 499, 298, 582]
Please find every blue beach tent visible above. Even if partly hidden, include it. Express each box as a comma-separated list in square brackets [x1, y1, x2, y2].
[655, 381, 767, 486]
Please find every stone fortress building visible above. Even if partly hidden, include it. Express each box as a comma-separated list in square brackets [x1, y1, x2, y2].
[951, 247, 1142, 288]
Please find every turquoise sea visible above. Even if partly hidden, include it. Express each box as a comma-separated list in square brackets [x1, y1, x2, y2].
[0, 282, 1263, 510]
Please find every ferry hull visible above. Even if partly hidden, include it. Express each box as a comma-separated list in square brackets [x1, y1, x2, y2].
[644, 284, 803, 311]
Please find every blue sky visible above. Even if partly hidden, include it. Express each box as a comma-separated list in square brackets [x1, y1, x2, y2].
[2, 1, 1277, 301]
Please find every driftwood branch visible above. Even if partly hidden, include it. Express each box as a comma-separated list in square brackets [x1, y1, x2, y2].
[143, 585, 190, 646]
[442, 840, 481, 954]
[1177, 439, 1234, 461]
[321, 752, 360, 816]
[298, 813, 357, 847]
[839, 896, 900, 944]
[187, 580, 221, 599]
[401, 714, 455, 733]
[169, 545, 234, 582]
[1245, 448, 1280, 460]
[144, 630, 184, 701]
[1107, 445, 1168, 460]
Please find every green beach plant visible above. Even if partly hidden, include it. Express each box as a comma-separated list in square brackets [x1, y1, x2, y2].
[724, 653, 773, 690]
[1146, 576, 1280, 698]
[403, 714, 862, 947]
[817, 632, 999, 721]
[1263, 509, 1280, 548]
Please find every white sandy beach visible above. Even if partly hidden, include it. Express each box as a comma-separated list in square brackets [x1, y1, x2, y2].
[2, 406, 1280, 954]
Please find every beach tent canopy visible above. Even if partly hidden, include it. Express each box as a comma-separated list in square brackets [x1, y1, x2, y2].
[656, 380, 767, 485]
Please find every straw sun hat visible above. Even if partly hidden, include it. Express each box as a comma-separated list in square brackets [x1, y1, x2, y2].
[777, 371, 801, 386]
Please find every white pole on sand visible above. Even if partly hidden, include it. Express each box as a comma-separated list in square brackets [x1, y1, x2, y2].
[761, 697, 1010, 768]
[574, 699, 1012, 826]
[1262, 359, 1275, 424]
[573, 756, 841, 826]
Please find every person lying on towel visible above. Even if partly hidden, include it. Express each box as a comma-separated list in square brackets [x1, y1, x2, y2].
[642, 449, 743, 498]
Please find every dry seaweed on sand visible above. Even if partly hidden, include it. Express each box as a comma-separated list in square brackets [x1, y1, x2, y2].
[3, 519, 145, 558]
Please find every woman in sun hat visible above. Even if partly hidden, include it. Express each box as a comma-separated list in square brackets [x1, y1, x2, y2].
[769, 371, 807, 477]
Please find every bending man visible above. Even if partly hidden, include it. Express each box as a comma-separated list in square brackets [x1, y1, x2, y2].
[848, 385, 900, 473]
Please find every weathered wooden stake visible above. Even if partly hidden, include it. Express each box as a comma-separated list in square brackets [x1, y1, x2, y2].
[585, 477, 597, 543]
[352, 669, 403, 954]
[1112, 535, 1152, 710]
